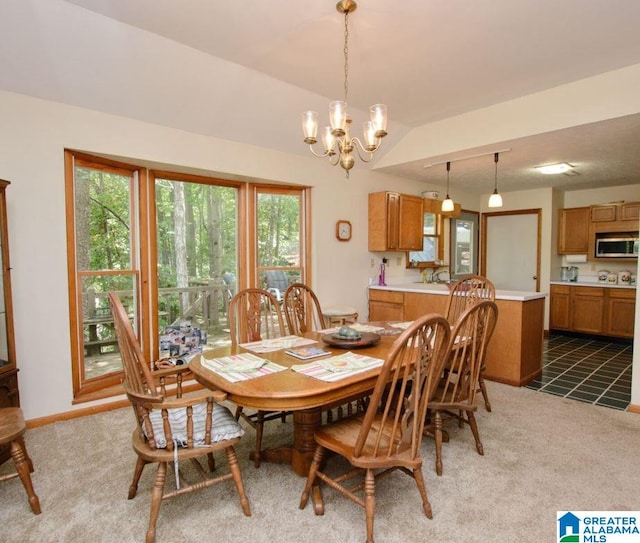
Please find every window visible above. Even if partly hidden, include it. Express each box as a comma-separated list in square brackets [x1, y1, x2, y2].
[65, 151, 149, 399]
[250, 186, 311, 299]
[66, 151, 311, 401]
[407, 211, 444, 268]
[150, 172, 243, 355]
[450, 211, 479, 278]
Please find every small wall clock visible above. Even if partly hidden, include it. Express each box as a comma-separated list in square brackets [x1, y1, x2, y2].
[336, 220, 352, 241]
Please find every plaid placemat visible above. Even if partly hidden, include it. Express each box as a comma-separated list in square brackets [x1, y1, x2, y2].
[200, 353, 287, 383]
[291, 351, 384, 382]
[240, 335, 317, 353]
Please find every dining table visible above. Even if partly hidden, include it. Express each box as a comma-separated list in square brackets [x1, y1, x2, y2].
[189, 323, 412, 482]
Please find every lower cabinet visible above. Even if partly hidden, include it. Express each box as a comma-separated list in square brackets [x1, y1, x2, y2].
[549, 284, 571, 330]
[403, 292, 448, 320]
[368, 289, 404, 321]
[368, 290, 448, 321]
[572, 287, 605, 334]
[550, 284, 635, 339]
[605, 289, 636, 337]
[369, 287, 545, 386]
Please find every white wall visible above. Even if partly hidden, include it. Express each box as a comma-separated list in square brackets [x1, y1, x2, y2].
[0, 89, 432, 420]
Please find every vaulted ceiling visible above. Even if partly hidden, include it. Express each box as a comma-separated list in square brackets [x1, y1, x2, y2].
[3, 0, 640, 193]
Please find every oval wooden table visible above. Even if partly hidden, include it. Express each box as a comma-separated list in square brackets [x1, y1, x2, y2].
[189, 327, 400, 479]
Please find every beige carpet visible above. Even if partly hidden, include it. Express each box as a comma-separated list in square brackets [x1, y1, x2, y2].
[1, 382, 639, 543]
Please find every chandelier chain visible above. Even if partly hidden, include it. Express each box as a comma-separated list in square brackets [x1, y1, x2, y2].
[343, 9, 349, 103]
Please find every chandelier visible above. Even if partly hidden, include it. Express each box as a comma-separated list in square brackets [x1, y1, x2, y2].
[301, 0, 388, 178]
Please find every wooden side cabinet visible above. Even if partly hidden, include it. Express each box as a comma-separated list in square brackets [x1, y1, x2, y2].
[557, 207, 590, 254]
[368, 192, 423, 251]
[0, 180, 19, 466]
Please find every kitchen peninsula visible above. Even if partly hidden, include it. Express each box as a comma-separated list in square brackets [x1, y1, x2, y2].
[369, 283, 547, 386]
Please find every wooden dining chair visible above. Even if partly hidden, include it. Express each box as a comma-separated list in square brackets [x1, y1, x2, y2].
[108, 292, 251, 543]
[299, 313, 451, 543]
[283, 283, 367, 423]
[282, 283, 327, 335]
[427, 300, 498, 476]
[445, 274, 496, 412]
[0, 407, 41, 515]
[227, 288, 288, 467]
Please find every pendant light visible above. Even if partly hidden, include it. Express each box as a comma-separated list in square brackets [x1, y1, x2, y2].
[441, 161, 454, 212]
[488, 152, 503, 208]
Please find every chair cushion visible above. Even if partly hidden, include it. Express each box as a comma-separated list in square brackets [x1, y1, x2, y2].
[146, 402, 244, 449]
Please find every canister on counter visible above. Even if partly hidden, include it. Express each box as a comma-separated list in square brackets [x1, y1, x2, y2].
[618, 270, 631, 285]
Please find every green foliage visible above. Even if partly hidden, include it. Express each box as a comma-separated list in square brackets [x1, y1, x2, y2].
[257, 192, 300, 267]
[75, 166, 132, 272]
[155, 179, 238, 288]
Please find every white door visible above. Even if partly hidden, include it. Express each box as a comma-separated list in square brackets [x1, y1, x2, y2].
[482, 211, 540, 291]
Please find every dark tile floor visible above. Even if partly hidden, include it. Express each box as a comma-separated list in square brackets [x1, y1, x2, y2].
[526, 333, 633, 410]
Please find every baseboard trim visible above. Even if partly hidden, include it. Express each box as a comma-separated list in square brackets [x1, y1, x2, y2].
[25, 381, 204, 429]
[627, 404, 640, 415]
[25, 399, 130, 429]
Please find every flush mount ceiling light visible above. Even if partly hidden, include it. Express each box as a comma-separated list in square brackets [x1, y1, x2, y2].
[301, 0, 387, 178]
[441, 162, 454, 212]
[536, 162, 573, 175]
[488, 152, 503, 208]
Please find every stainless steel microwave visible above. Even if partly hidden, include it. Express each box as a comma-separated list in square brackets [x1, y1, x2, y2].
[595, 236, 639, 258]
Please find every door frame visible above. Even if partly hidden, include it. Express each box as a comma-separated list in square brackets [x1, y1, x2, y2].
[480, 208, 542, 292]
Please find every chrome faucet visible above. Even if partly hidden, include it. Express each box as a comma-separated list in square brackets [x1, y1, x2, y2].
[429, 267, 450, 283]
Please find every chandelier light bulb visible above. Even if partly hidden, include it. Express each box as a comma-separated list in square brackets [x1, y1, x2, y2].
[301, 111, 318, 144]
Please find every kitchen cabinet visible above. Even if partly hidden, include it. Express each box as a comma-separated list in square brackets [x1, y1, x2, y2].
[549, 283, 635, 339]
[605, 288, 636, 338]
[620, 202, 640, 221]
[368, 192, 423, 251]
[369, 285, 546, 387]
[549, 284, 571, 330]
[369, 290, 448, 321]
[368, 289, 404, 321]
[0, 180, 19, 466]
[557, 207, 590, 254]
[571, 287, 605, 334]
[591, 202, 640, 223]
[591, 204, 617, 223]
[403, 292, 448, 320]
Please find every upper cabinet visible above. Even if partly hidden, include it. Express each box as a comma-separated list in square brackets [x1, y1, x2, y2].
[557, 207, 590, 254]
[590, 202, 640, 228]
[558, 202, 640, 260]
[368, 192, 423, 251]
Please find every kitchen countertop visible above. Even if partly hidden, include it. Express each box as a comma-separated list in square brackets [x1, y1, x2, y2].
[369, 283, 547, 302]
[549, 280, 637, 289]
